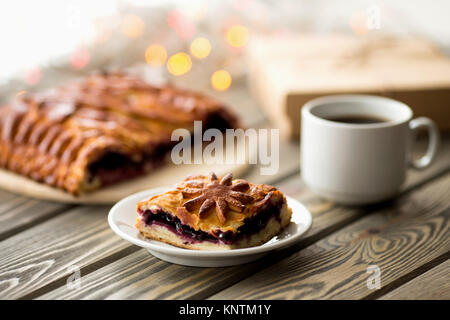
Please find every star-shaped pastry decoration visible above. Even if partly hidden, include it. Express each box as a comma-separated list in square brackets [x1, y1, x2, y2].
[180, 172, 254, 224]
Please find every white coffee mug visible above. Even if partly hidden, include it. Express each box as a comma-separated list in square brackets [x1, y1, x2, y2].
[301, 95, 440, 205]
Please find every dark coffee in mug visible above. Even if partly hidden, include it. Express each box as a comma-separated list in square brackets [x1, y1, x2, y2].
[326, 115, 389, 124]
[301, 94, 439, 205]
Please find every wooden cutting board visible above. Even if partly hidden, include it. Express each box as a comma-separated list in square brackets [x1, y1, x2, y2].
[0, 161, 250, 204]
[0, 138, 254, 204]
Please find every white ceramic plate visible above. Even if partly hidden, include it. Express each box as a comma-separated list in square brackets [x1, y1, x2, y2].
[108, 188, 312, 267]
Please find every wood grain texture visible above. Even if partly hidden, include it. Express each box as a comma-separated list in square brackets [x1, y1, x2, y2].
[379, 259, 450, 300]
[0, 205, 132, 299]
[39, 250, 239, 300]
[0, 190, 70, 241]
[210, 173, 450, 300]
[38, 150, 450, 300]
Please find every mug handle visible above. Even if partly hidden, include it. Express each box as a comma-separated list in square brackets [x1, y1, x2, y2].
[408, 117, 440, 169]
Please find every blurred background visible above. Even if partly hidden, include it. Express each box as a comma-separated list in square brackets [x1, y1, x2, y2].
[1, 0, 449, 131]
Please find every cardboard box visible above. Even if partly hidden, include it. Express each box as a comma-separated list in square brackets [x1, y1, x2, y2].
[246, 34, 450, 139]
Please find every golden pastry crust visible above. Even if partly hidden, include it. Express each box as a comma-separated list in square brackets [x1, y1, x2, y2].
[0, 72, 239, 195]
[137, 173, 287, 233]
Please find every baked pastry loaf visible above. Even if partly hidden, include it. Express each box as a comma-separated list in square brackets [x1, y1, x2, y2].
[0, 72, 239, 195]
[136, 172, 292, 250]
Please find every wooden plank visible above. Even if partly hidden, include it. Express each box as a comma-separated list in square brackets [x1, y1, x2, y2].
[38, 250, 241, 300]
[0, 192, 70, 241]
[38, 146, 450, 300]
[379, 259, 450, 300]
[210, 173, 450, 300]
[0, 205, 134, 299]
[0, 189, 18, 204]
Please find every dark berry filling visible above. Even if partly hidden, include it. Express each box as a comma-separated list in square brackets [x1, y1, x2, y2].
[87, 116, 236, 187]
[143, 210, 218, 243]
[139, 197, 284, 245]
[87, 144, 171, 186]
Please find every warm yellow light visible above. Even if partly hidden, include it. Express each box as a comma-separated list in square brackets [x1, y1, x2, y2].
[226, 25, 249, 48]
[145, 44, 167, 66]
[167, 52, 192, 76]
[190, 37, 211, 59]
[121, 14, 145, 38]
[211, 70, 232, 91]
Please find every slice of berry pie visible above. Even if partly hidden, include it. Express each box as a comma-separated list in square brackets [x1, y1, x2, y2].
[136, 173, 292, 250]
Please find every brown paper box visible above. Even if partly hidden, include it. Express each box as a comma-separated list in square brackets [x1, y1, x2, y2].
[246, 34, 450, 139]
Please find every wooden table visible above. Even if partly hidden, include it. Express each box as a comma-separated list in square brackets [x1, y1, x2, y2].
[0, 84, 449, 300]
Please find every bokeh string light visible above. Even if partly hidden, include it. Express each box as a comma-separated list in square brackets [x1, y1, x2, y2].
[190, 37, 211, 59]
[121, 14, 145, 38]
[211, 70, 232, 91]
[166, 10, 196, 39]
[23, 68, 42, 86]
[0, 1, 407, 98]
[145, 44, 167, 66]
[167, 52, 192, 76]
[70, 48, 90, 69]
[8, 5, 263, 91]
[226, 24, 249, 48]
